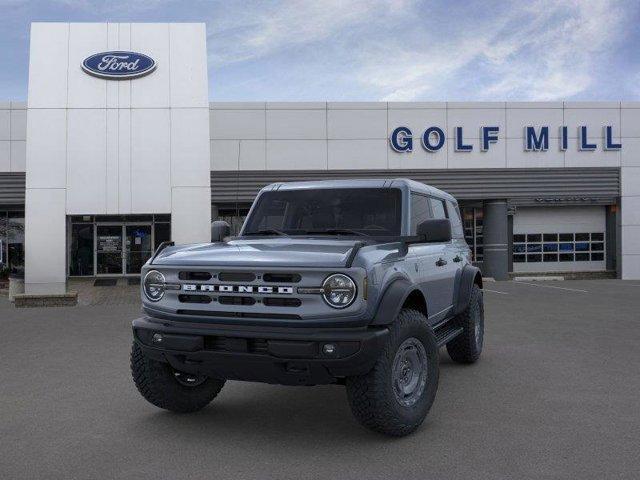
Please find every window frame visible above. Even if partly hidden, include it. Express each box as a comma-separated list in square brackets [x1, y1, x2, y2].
[409, 192, 433, 235]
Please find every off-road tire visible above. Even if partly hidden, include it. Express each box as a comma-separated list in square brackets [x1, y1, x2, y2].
[131, 342, 225, 413]
[446, 284, 484, 363]
[345, 309, 439, 437]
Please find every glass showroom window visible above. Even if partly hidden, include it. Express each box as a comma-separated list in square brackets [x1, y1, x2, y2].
[0, 211, 25, 275]
[218, 205, 251, 235]
[0, 212, 6, 276]
[461, 207, 483, 262]
[513, 233, 605, 263]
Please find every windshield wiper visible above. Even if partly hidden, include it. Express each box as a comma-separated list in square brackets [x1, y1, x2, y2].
[244, 229, 289, 237]
[303, 228, 369, 237]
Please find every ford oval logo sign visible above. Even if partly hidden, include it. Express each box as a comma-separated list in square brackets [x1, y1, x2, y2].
[82, 51, 156, 80]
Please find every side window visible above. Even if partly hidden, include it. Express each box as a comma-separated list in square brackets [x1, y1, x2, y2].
[430, 198, 447, 219]
[446, 200, 464, 238]
[410, 193, 431, 234]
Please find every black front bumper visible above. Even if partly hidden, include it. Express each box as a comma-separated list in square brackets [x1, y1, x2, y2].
[132, 316, 388, 386]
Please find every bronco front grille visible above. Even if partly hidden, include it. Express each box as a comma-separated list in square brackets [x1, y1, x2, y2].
[204, 336, 269, 354]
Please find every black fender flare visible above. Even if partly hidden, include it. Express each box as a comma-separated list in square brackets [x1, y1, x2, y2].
[370, 277, 423, 325]
[453, 265, 483, 316]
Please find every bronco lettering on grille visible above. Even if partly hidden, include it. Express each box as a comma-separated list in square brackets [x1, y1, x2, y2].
[182, 284, 294, 294]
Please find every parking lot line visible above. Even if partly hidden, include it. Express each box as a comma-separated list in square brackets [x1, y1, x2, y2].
[484, 289, 509, 295]
[514, 281, 589, 293]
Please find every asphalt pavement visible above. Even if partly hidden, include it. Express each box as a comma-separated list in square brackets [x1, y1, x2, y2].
[1, 279, 639, 480]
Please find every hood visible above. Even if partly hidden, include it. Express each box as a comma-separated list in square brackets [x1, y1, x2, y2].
[152, 238, 361, 268]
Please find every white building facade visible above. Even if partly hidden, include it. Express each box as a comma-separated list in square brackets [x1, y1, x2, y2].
[0, 22, 639, 294]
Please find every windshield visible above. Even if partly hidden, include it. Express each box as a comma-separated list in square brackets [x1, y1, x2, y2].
[243, 188, 402, 236]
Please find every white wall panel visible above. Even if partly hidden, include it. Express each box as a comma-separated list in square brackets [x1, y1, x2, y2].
[506, 138, 565, 168]
[130, 108, 171, 212]
[10, 141, 26, 172]
[327, 110, 386, 139]
[267, 102, 325, 110]
[266, 140, 327, 170]
[387, 108, 447, 140]
[506, 108, 563, 138]
[239, 140, 266, 170]
[171, 186, 211, 244]
[210, 109, 265, 140]
[621, 255, 640, 279]
[0, 110, 9, 140]
[388, 148, 430, 170]
[105, 108, 119, 213]
[25, 109, 67, 189]
[328, 140, 387, 169]
[621, 225, 640, 255]
[24, 188, 66, 294]
[621, 138, 640, 167]
[621, 166, 640, 196]
[0, 141, 9, 171]
[171, 108, 210, 187]
[66, 109, 107, 214]
[447, 108, 506, 140]
[211, 140, 239, 170]
[564, 144, 620, 167]
[446, 138, 506, 169]
[169, 23, 208, 107]
[117, 23, 132, 109]
[621, 196, 640, 226]
[266, 109, 326, 139]
[131, 23, 170, 108]
[621, 108, 640, 138]
[106, 23, 119, 108]
[10, 109, 27, 140]
[388, 102, 446, 109]
[564, 107, 620, 138]
[28, 23, 68, 108]
[67, 23, 108, 109]
[328, 102, 386, 110]
[117, 109, 132, 213]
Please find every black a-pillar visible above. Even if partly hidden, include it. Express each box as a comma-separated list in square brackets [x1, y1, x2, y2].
[482, 200, 509, 280]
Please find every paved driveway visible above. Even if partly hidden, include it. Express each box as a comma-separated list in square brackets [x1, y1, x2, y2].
[1, 280, 639, 479]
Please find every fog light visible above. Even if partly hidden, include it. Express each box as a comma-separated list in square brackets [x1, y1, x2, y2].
[323, 343, 336, 355]
[152, 333, 163, 343]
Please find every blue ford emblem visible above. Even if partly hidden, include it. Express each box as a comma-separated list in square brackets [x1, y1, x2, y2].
[82, 51, 156, 80]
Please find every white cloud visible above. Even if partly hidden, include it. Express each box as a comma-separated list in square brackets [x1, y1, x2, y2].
[208, 0, 413, 66]
[357, 0, 628, 101]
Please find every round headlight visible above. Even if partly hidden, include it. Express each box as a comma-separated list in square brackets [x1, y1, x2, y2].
[143, 270, 166, 302]
[322, 274, 357, 309]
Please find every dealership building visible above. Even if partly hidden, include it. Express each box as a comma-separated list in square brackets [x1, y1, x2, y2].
[1, 22, 640, 296]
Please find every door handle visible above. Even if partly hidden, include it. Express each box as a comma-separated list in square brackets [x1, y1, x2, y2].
[435, 257, 448, 267]
[453, 255, 462, 263]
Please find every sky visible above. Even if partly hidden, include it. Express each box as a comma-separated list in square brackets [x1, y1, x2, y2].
[0, 0, 639, 102]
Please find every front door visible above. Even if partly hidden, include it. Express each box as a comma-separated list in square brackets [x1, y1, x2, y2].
[125, 225, 153, 274]
[96, 225, 124, 275]
[95, 224, 153, 276]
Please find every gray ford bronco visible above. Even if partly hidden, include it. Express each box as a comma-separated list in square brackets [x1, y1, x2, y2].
[131, 179, 484, 436]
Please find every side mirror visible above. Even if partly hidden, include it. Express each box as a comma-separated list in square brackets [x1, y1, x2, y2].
[417, 219, 452, 243]
[211, 220, 231, 243]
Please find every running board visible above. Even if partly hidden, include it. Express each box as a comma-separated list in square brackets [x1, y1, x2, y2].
[434, 324, 464, 347]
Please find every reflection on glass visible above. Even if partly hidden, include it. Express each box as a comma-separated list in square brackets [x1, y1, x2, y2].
[70, 224, 94, 276]
[97, 225, 123, 275]
[126, 225, 152, 274]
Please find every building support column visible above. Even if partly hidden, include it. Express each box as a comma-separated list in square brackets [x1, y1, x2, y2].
[482, 200, 509, 281]
[24, 188, 67, 294]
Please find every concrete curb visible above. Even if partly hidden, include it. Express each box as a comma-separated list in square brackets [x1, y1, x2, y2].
[14, 291, 78, 308]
